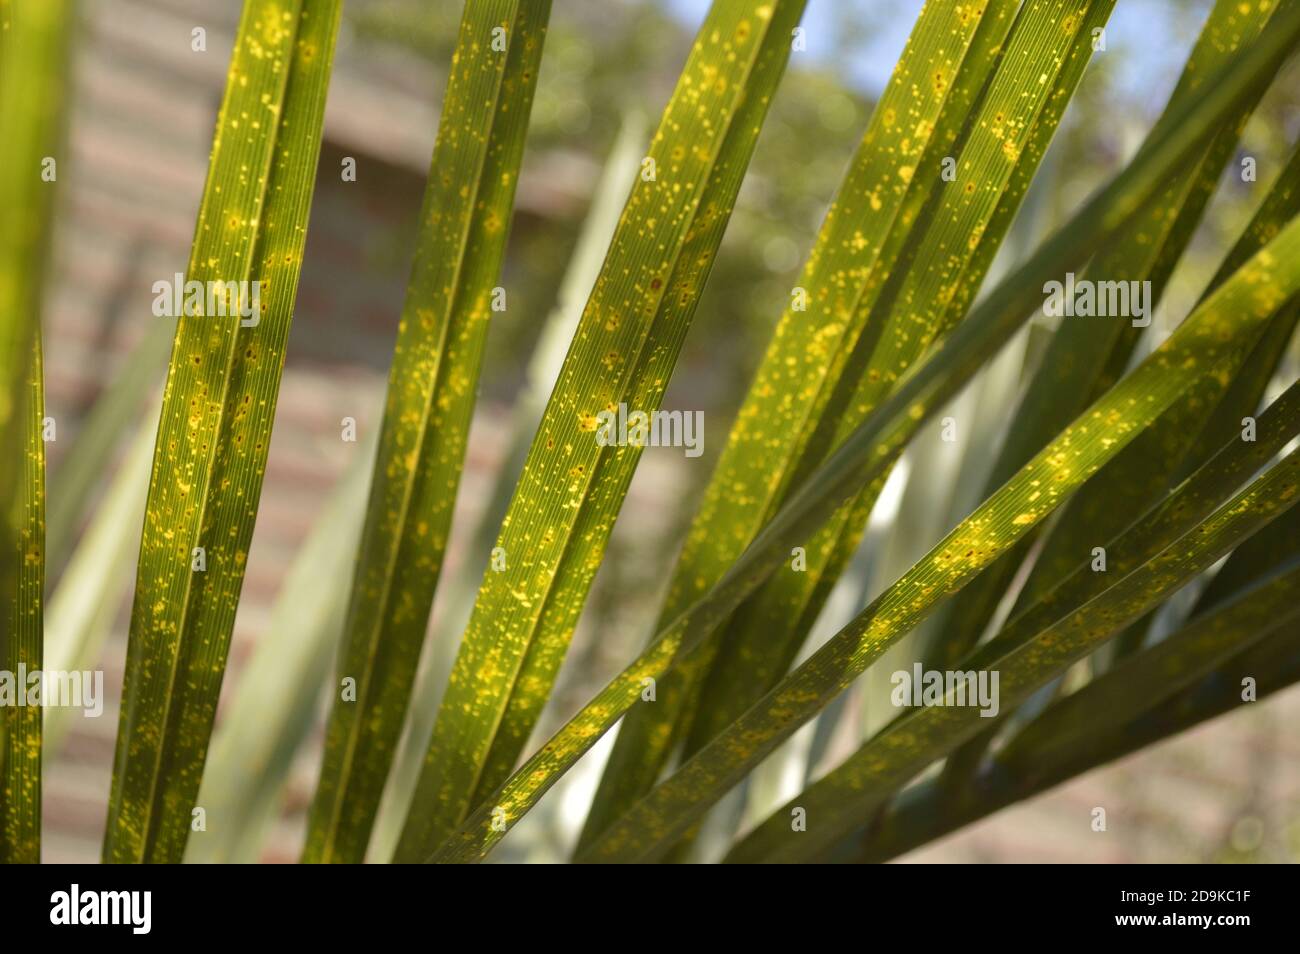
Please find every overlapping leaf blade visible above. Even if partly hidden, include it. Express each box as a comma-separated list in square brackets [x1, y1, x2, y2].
[370, 114, 645, 861]
[810, 378, 1300, 860]
[6, 0, 1292, 869]
[103, 0, 341, 864]
[850, 615, 1300, 862]
[933, 136, 1300, 786]
[923, 0, 1291, 671]
[583, 0, 1027, 844]
[303, 0, 552, 865]
[1006, 156, 1298, 634]
[1001, 560, 1300, 767]
[423, 10, 1300, 860]
[727, 447, 1300, 862]
[394, 0, 810, 862]
[570, 210, 1300, 863]
[1192, 455, 1300, 613]
[663, 0, 1120, 823]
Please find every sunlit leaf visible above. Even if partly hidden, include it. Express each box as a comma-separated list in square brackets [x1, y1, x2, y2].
[657, 1, 1121, 839]
[727, 448, 1300, 862]
[424, 16, 1300, 856]
[568, 213, 1300, 863]
[104, 0, 342, 864]
[584, 0, 1029, 843]
[923, 0, 1289, 672]
[371, 113, 646, 862]
[394, 0, 810, 862]
[303, 0, 552, 865]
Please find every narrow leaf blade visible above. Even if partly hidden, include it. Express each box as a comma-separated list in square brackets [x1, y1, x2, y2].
[104, 0, 342, 863]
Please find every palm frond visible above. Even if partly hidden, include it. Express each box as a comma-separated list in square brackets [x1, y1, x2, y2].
[424, 6, 1300, 862]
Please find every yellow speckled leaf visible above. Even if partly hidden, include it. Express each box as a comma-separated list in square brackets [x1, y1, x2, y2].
[824, 378, 1300, 861]
[727, 445, 1300, 863]
[192, 432, 373, 864]
[973, 378, 1300, 676]
[1007, 149, 1300, 647]
[430, 93, 1300, 855]
[649, 0, 1121, 838]
[580, 216, 1300, 861]
[1002, 563, 1300, 778]
[368, 112, 647, 863]
[582, 0, 1026, 846]
[930, 135, 1300, 793]
[392, 0, 810, 862]
[0, 339, 45, 864]
[103, 0, 341, 864]
[302, 0, 552, 866]
[924, 0, 1290, 674]
[1190, 423, 1300, 615]
[0, 0, 71, 865]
